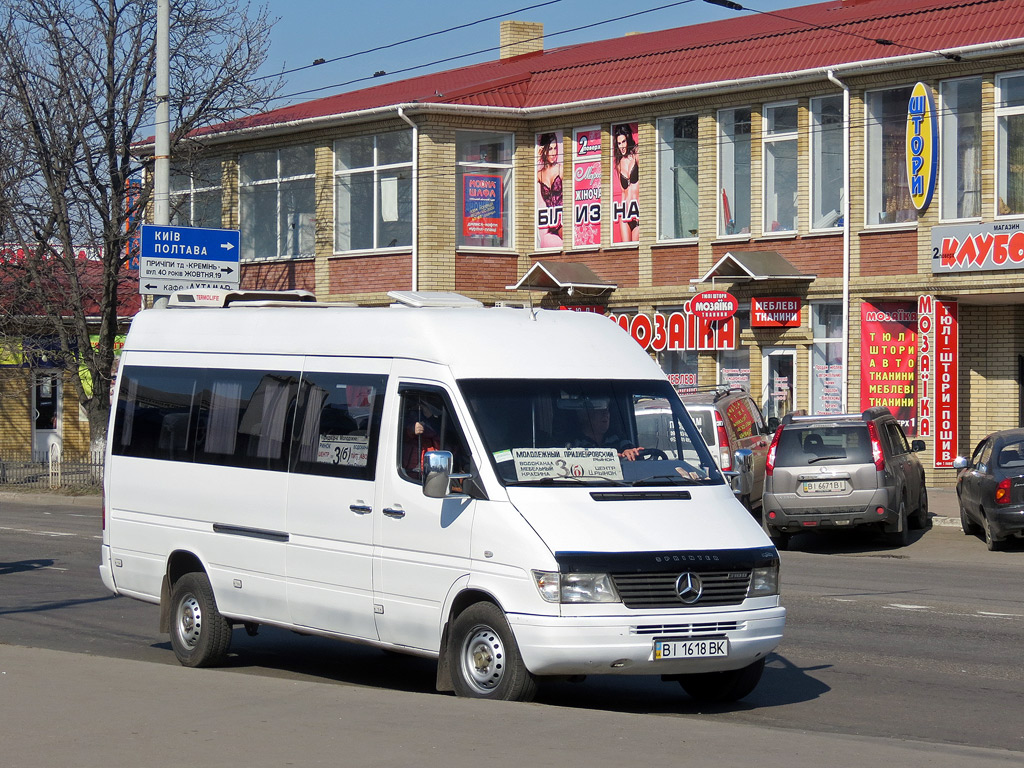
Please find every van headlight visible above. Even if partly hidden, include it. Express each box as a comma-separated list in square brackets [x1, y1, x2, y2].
[748, 562, 780, 597]
[532, 571, 620, 603]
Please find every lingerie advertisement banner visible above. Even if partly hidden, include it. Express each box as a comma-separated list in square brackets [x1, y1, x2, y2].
[535, 131, 564, 250]
[572, 126, 602, 248]
[860, 301, 917, 434]
[611, 122, 639, 244]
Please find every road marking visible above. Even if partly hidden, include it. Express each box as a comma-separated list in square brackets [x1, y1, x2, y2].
[0, 526, 77, 538]
[829, 598, 1023, 622]
[887, 604, 932, 611]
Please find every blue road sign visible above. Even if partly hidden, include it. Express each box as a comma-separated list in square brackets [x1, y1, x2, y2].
[139, 224, 241, 295]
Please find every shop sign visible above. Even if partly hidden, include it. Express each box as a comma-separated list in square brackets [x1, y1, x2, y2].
[559, 305, 606, 313]
[607, 308, 737, 352]
[572, 126, 602, 247]
[906, 82, 938, 211]
[689, 290, 738, 321]
[933, 300, 959, 468]
[461, 174, 503, 238]
[917, 296, 934, 438]
[751, 297, 801, 327]
[931, 221, 1024, 273]
[860, 301, 917, 434]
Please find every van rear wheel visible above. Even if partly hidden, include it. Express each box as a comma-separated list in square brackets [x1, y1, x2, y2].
[449, 602, 537, 702]
[677, 657, 765, 703]
[169, 572, 232, 668]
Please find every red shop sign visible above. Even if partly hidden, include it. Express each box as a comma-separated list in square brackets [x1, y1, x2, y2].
[689, 290, 738, 321]
[751, 297, 802, 327]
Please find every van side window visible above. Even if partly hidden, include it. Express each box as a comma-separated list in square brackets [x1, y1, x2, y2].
[113, 366, 200, 462]
[196, 370, 299, 471]
[290, 372, 387, 480]
[398, 388, 471, 483]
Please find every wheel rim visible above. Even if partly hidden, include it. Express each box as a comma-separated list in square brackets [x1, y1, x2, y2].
[460, 624, 505, 694]
[175, 592, 203, 650]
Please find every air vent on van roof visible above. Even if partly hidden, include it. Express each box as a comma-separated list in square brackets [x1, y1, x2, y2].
[167, 289, 319, 308]
[387, 290, 484, 308]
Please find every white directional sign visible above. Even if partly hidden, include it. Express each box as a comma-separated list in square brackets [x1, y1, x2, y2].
[139, 224, 240, 295]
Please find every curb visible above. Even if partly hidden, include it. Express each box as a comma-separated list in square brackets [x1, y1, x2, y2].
[0, 490, 102, 508]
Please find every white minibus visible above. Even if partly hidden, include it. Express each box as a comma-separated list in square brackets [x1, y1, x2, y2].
[100, 289, 784, 702]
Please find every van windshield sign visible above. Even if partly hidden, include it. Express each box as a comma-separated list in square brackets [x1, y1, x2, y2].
[511, 447, 623, 482]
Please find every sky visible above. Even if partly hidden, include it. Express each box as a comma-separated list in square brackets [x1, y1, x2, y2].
[255, 0, 808, 109]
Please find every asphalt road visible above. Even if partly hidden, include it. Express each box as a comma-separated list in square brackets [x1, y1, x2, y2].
[1, 491, 1022, 767]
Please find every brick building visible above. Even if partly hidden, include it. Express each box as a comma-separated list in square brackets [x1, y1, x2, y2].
[154, 0, 1024, 487]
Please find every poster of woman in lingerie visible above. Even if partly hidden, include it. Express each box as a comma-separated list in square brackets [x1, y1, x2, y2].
[535, 131, 564, 249]
[612, 122, 640, 244]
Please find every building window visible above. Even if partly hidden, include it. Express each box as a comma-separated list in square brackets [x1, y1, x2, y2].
[170, 157, 222, 228]
[718, 107, 751, 236]
[763, 102, 798, 233]
[865, 86, 915, 226]
[996, 71, 1024, 217]
[657, 115, 699, 240]
[810, 95, 844, 230]
[239, 145, 316, 261]
[718, 308, 750, 391]
[810, 302, 843, 415]
[334, 131, 413, 252]
[940, 77, 982, 220]
[456, 131, 513, 249]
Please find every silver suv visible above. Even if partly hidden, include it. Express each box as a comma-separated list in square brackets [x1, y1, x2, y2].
[761, 407, 929, 549]
[681, 388, 772, 513]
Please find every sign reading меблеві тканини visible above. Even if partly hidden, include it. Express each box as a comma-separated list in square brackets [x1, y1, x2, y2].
[139, 224, 240, 295]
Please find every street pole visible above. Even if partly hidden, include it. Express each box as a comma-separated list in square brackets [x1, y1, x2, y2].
[154, 0, 170, 227]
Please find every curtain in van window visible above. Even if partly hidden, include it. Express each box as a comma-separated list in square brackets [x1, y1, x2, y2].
[205, 381, 242, 455]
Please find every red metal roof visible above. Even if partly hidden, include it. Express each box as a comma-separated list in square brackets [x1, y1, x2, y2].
[208, 0, 1024, 136]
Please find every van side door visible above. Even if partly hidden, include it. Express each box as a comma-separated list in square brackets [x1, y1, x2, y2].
[285, 359, 389, 640]
[373, 371, 476, 652]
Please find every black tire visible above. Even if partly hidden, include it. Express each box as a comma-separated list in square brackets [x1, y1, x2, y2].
[912, 484, 930, 529]
[888, 498, 910, 548]
[983, 514, 1007, 552]
[168, 572, 232, 668]
[448, 602, 537, 701]
[677, 657, 765, 703]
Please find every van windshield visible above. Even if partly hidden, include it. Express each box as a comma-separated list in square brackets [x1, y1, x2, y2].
[460, 379, 723, 487]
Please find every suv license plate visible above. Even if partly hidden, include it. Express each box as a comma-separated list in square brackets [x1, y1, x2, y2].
[803, 480, 846, 494]
[654, 638, 729, 660]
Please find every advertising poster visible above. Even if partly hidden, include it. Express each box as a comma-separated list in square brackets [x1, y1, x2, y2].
[535, 131, 564, 250]
[860, 301, 917, 434]
[933, 300, 959, 468]
[462, 174, 502, 238]
[572, 127, 602, 247]
[611, 122, 640, 244]
[917, 295, 934, 437]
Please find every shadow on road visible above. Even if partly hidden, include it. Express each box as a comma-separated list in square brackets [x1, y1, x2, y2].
[0, 559, 55, 576]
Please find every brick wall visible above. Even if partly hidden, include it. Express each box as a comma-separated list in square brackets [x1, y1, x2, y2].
[652, 244, 699, 286]
[329, 254, 412, 295]
[858, 230, 918, 276]
[240, 259, 316, 292]
[455, 253, 519, 291]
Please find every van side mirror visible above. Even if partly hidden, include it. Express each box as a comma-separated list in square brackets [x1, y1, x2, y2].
[423, 450, 472, 499]
[724, 448, 753, 497]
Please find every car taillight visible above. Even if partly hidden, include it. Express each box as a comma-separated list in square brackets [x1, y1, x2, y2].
[715, 413, 732, 470]
[866, 421, 885, 471]
[995, 478, 1012, 505]
[765, 425, 784, 476]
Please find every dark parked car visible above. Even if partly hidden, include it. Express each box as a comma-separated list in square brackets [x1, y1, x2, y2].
[954, 429, 1024, 550]
[681, 388, 771, 513]
[761, 407, 928, 549]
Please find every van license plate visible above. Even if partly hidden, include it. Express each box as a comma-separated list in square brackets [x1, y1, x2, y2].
[802, 480, 846, 494]
[654, 638, 729, 660]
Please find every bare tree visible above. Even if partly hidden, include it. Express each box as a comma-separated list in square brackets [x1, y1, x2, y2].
[0, 0, 280, 453]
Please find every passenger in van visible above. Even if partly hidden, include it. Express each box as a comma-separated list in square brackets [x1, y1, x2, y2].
[573, 399, 644, 461]
[401, 397, 442, 477]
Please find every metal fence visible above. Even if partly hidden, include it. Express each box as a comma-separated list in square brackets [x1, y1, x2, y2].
[0, 448, 104, 489]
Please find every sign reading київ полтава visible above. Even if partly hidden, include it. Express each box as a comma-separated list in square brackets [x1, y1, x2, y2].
[139, 224, 240, 295]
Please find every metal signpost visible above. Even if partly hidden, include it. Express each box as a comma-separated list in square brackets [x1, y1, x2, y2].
[139, 224, 240, 296]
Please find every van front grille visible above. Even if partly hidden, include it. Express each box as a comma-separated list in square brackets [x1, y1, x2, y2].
[611, 570, 751, 609]
[631, 621, 742, 636]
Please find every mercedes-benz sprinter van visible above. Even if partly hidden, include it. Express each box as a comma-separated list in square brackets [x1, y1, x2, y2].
[100, 289, 784, 702]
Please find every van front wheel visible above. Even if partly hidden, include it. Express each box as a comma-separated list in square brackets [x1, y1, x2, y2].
[169, 572, 232, 668]
[449, 602, 537, 702]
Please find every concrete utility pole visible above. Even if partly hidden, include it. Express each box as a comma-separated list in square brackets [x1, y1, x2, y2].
[154, 0, 170, 226]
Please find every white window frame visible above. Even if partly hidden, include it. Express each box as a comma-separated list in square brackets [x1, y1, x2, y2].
[995, 70, 1024, 219]
[239, 145, 316, 262]
[656, 114, 700, 242]
[455, 130, 514, 250]
[717, 107, 752, 238]
[809, 301, 844, 415]
[864, 85, 916, 228]
[170, 158, 222, 229]
[809, 94, 845, 231]
[334, 131, 413, 254]
[939, 76, 982, 222]
[762, 101, 799, 235]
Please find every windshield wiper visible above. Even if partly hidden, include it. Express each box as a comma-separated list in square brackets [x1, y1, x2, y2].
[807, 455, 846, 464]
[631, 473, 715, 486]
[506, 475, 629, 487]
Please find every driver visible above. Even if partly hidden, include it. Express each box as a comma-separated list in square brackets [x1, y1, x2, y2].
[574, 399, 644, 461]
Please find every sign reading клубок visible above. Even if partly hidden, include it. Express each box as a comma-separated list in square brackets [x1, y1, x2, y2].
[139, 224, 240, 295]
